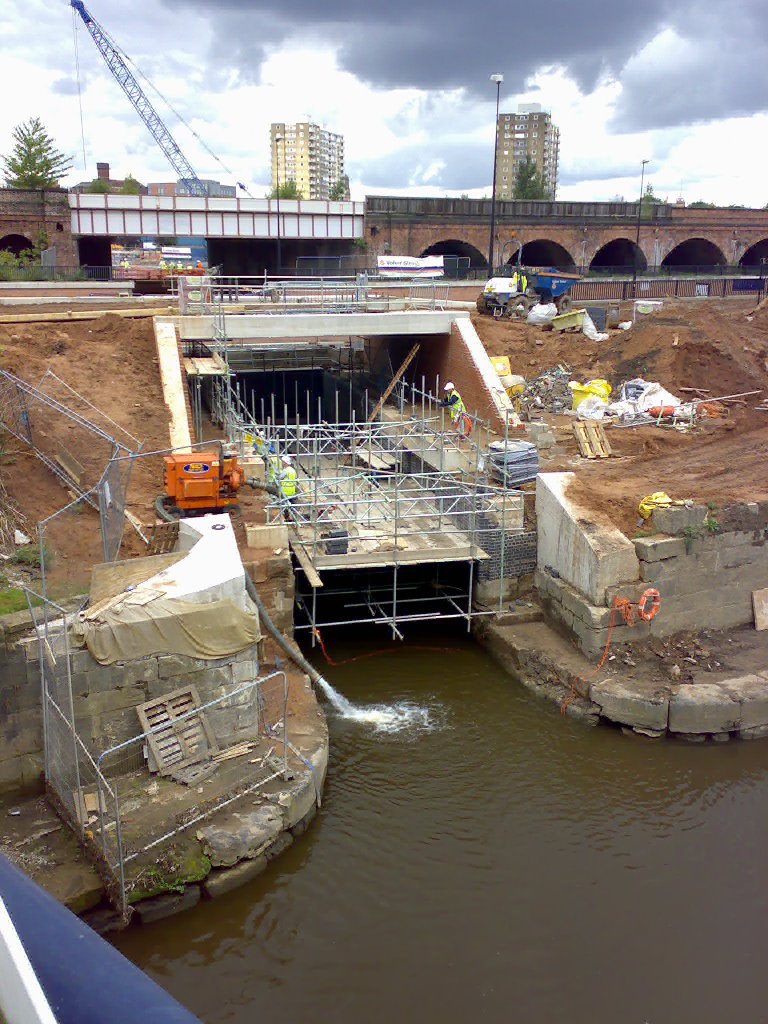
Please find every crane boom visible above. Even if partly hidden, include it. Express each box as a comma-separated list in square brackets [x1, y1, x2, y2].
[70, 0, 208, 197]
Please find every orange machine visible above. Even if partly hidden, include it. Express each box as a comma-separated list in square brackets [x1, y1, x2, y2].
[161, 445, 243, 515]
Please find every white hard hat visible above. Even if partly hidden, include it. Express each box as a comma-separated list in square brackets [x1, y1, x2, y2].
[444, 382, 454, 392]
[281, 454, 292, 465]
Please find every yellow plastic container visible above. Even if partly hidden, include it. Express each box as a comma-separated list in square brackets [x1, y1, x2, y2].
[568, 378, 612, 410]
[491, 356, 512, 377]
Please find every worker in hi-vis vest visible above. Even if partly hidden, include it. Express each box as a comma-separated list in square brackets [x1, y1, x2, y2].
[441, 382, 471, 438]
[511, 269, 528, 294]
[266, 445, 281, 488]
[278, 454, 297, 503]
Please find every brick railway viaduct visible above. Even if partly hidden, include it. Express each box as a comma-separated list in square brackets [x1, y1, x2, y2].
[365, 197, 768, 271]
[2, 189, 768, 273]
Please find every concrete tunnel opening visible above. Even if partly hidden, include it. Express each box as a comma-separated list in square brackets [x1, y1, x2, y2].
[178, 311, 527, 643]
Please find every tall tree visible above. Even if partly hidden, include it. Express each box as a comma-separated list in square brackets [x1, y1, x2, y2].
[2, 118, 73, 189]
[329, 175, 350, 201]
[512, 157, 549, 201]
[120, 175, 142, 195]
[268, 179, 303, 199]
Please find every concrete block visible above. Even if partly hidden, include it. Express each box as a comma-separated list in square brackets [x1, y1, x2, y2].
[81, 664, 127, 694]
[265, 831, 294, 861]
[156, 653, 209, 679]
[270, 773, 317, 830]
[232, 659, 259, 685]
[0, 708, 43, 758]
[203, 857, 267, 898]
[134, 886, 201, 923]
[739, 724, 768, 740]
[197, 806, 284, 867]
[634, 535, 685, 562]
[536, 473, 640, 606]
[722, 675, 768, 729]
[650, 505, 707, 535]
[590, 680, 669, 731]
[70, 649, 99, 675]
[117, 659, 159, 686]
[245, 523, 289, 550]
[668, 684, 740, 735]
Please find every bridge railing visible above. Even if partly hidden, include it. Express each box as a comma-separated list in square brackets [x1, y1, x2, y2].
[366, 195, 673, 222]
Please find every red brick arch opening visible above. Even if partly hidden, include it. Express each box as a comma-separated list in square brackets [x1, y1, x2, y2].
[518, 239, 575, 270]
[662, 237, 726, 268]
[419, 238, 488, 270]
[590, 237, 647, 272]
[739, 239, 768, 267]
[0, 233, 34, 257]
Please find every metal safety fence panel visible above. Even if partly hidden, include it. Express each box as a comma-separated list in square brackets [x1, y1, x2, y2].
[98, 453, 136, 563]
[93, 671, 289, 912]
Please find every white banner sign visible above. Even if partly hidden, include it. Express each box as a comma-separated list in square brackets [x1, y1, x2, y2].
[377, 255, 444, 278]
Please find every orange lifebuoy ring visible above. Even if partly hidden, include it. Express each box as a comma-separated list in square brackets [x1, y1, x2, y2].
[638, 587, 661, 622]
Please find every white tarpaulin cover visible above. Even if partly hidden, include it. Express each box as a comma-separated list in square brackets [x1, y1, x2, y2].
[377, 255, 444, 278]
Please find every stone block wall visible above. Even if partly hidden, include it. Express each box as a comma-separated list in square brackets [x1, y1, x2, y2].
[537, 501, 768, 654]
[0, 601, 263, 786]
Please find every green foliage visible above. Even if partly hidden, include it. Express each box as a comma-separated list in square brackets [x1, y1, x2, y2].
[120, 175, 142, 195]
[512, 157, 550, 200]
[0, 587, 41, 616]
[640, 184, 664, 206]
[88, 177, 112, 194]
[11, 544, 51, 569]
[353, 237, 368, 252]
[329, 175, 350, 201]
[2, 117, 73, 189]
[688, 200, 716, 209]
[268, 179, 303, 199]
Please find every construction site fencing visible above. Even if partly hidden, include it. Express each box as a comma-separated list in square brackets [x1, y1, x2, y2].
[0, 369, 140, 590]
[93, 670, 288, 913]
[23, 589, 126, 910]
[569, 275, 768, 302]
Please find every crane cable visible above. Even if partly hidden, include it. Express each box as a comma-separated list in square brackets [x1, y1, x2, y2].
[71, 7, 87, 170]
[86, 13, 253, 197]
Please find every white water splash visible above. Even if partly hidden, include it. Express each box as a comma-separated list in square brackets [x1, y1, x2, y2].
[315, 676, 438, 734]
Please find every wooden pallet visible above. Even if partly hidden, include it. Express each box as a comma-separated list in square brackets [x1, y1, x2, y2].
[136, 685, 218, 776]
[147, 520, 179, 555]
[573, 421, 613, 459]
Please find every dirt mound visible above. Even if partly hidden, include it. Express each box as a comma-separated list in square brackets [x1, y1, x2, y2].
[472, 298, 768, 398]
[0, 315, 170, 597]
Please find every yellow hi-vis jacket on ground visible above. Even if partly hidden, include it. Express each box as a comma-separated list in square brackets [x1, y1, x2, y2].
[279, 466, 297, 499]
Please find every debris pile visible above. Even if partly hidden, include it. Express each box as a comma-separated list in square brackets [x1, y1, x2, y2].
[519, 365, 572, 418]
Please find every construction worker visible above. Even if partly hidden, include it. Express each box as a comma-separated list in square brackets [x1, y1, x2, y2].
[266, 445, 281, 488]
[159, 258, 168, 272]
[441, 381, 470, 438]
[518, 268, 528, 294]
[511, 269, 519, 292]
[278, 454, 297, 504]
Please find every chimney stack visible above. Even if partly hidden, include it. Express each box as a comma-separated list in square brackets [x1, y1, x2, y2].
[96, 162, 110, 181]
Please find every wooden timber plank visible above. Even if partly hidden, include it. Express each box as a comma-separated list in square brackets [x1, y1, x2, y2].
[367, 343, 420, 423]
[288, 529, 323, 588]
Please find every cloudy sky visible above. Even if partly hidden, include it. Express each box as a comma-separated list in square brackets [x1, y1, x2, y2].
[1, 0, 766, 205]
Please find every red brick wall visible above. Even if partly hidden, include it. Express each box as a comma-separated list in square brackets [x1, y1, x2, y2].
[0, 188, 77, 264]
[414, 325, 504, 432]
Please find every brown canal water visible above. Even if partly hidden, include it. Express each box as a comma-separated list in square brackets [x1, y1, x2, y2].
[113, 633, 768, 1023]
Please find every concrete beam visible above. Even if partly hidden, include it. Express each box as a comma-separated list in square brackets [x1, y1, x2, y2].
[175, 310, 468, 342]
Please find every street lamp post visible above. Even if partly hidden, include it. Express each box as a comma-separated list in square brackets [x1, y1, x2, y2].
[488, 73, 504, 274]
[632, 158, 649, 298]
[274, 132, 283, 277]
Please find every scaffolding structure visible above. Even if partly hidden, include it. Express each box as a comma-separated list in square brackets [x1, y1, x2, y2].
[191, 272, 529, 635]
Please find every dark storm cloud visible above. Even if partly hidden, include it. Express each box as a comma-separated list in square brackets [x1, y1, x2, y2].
[166, 0, 768, 130]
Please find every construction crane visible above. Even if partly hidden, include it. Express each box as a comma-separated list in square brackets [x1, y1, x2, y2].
[70, 0, 208, 197]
